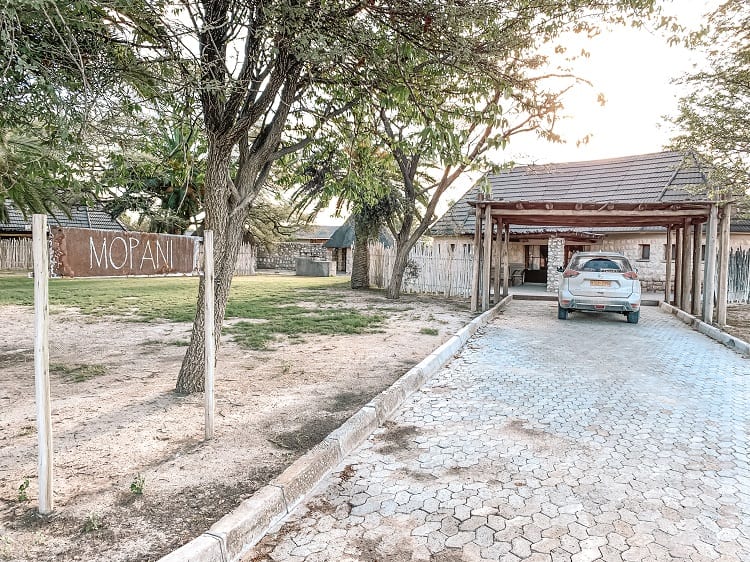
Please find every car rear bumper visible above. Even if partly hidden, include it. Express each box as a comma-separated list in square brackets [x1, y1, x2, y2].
[558, 291, 640, 313]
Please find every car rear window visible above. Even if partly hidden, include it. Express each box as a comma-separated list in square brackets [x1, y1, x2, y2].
[569, 256, 633, 273]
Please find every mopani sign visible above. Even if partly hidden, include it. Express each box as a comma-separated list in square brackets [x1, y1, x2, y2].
[51, 227, 200, 277]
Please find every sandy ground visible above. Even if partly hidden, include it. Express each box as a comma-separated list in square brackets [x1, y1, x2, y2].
[0, 288, 474, 562]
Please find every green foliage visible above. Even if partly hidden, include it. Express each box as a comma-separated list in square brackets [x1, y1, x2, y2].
[669, 0, 750, 203]
[419, 327, 439, 336]
[130, 474, 145, 495]
[82, 513, 103, 533]
[17, 478, 30, 502]
[50, 363, 107, 383]
[0, 275, 384, 349]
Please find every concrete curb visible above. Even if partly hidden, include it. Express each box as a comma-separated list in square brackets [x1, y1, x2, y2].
[659, 302, 750, 357]
[158, 295, 513, 562]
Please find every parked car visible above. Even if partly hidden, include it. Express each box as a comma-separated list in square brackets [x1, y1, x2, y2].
[557, 252, 642, 324]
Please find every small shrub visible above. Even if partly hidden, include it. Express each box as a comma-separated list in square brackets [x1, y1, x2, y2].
[51, 363, 106, 383]
[419, 327, 439, 336]
[130, 474, 145, 495]
[82, 513, 103, 533]
[17, 478, 29, 502]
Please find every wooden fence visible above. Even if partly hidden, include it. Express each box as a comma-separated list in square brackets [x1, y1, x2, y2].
[0, 238, 33, 270]
[368, 242, 474, 297]
[0, 237, 258, 276]
[728, 248, 750, 303]
[234, 243, 256, 276]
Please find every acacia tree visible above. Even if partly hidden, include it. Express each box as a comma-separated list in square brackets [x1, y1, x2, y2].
[670, 0, 749, 201]
[295, 1, 661, 299]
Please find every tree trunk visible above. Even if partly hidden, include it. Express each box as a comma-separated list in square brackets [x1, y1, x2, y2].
[175, 144, 248, 394]
[350, 215, 370, 289]
[386, 243, 410, 299]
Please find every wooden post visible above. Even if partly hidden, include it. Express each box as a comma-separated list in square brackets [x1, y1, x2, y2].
[691, 221, 703, 316]
[470, 203, 482, 312]
[674, 226, 682, 306]
[503, 223, 510, 297]
[702, 205, 718, 323]
[33, 214, 53, 515]
[717, 203, 731, 326]
[680, 219, 692, 311]
[493, 218, 503, 304]
[204, 231, 215, 440]
[664, 225, 672, 304]
[481, 204, 493, 311]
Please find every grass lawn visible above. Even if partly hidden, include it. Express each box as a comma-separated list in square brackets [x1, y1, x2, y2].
[0, 274, 386, 349]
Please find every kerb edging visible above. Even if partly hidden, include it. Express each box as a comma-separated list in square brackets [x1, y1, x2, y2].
[659, 302, 750, 356]
[157, 294, 512, 561]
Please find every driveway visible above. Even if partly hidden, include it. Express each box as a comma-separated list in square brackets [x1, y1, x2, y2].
[245, 301, 750, 561]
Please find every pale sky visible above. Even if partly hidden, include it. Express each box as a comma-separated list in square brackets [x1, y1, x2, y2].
[504, 0, 719, 165]
[317, 1, 721, 224]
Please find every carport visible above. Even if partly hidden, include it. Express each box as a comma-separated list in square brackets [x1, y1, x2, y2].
[469, 196, 733, 326]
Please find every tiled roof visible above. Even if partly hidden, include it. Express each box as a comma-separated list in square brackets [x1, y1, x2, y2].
[1, 201, 127, 233]
[292, 225, 340, 241]
[431, 151, 709, 237]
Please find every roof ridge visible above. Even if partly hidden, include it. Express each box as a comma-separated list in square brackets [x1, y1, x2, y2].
[504, 150, 686, 172]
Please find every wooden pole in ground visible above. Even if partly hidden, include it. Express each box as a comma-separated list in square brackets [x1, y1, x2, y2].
[680, 219, 692, 311]
[470, 202, 482, 312]
[204, 231, 215, 441]
[702, 205, 718, 323]
[503, 223, 510, 297]
[717, 203, 731, 326]
[481, 203, 493, 311]
[33, 214, 53, 515]
[664, 225, 673, 304]
[493, 218, 503, 304]
[691, 221, 703, 316]
[674, 226, 683, 306]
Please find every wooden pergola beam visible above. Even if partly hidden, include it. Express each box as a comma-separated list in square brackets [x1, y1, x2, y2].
[664, 225, 673, 304]
[702, 205, 718, 323]
[717, 203, 732, 326]
[481, 204, 493, 311]
[691, 221, 703, 316]
[470, 203, 482, 312]
[680, 219, 692, 311]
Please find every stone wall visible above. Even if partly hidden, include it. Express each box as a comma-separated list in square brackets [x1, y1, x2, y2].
[546, 237, 565, 292]
[256, 242, 331, 270]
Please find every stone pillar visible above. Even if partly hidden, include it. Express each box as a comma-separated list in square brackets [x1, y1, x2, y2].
[546, 236, 565, 292]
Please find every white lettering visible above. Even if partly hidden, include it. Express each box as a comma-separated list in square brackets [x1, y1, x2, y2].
[155, 239, 169, 268]
[109, 237, 128, 270]
[128, 237, 140, 269]
[140, 240, 155, 270]
[89, 237, 107, 269]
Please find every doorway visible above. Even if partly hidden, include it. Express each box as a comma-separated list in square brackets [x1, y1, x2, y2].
[524, 244, 548, 283]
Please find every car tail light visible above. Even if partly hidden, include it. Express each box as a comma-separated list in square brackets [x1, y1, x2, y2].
[562, 269, 580, 278]
[623, 271, 638, 280]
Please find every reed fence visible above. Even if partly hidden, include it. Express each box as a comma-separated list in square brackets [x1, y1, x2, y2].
[728, 247, 750, 303]
[368, 242, 475, 297]
[0, 238, 33, 270]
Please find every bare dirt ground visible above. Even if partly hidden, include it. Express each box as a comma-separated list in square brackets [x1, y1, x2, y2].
[0, 287, 474, 562]
[724, 303, 750, 345]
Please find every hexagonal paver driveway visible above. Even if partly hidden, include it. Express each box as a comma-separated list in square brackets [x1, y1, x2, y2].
[245, 301, 750, 561]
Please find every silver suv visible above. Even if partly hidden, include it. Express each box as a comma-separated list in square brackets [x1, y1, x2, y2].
[557, 251, 642, 324]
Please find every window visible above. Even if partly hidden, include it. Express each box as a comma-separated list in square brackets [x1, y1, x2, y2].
[663, 243, 677, 261]
[701, 244, 706, 261]
[638, 244, 650, 261]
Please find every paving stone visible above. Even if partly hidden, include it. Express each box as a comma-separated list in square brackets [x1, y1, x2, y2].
[240, 303, 750, 562]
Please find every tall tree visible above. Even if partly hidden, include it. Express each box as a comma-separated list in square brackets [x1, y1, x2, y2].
[669, 0, 750, 202]
[294, 2, 661, 298]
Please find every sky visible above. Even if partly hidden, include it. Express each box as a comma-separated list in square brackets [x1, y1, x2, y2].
[317, 1, 721, 225]
[503, 0, 719, 165]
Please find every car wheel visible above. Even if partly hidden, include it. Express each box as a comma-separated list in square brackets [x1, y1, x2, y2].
[558, 306, 568, 320]
[626, 310, 640, 324]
